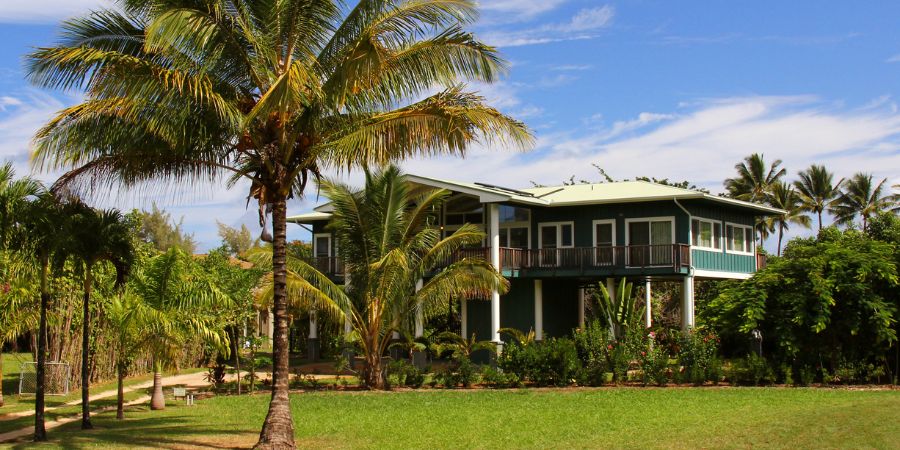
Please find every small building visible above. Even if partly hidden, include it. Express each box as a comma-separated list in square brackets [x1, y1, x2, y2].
[288, 175, 782, 349]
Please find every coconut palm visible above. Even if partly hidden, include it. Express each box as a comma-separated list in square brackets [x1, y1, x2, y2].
[253, 166, 508, 389]
[794, 165, 842, 231]
[27, 1, 530, 444]
[891, 183, 899, 213]
[127, 247, 231, 410]
[67, 204, 135, 429]
[765, 182, 812, 256]
[724, 153, 787, 203]
[830, 173, 892, 231]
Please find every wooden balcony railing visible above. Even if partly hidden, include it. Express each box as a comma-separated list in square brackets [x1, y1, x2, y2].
[312, 244, 692, 275]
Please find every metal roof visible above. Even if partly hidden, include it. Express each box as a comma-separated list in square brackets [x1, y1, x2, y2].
[287, 174, 785, 223]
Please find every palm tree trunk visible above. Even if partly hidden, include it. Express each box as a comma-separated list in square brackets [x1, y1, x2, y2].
[116, 362, 125, 420]
[255, 197, 295, 449]
[150, 360, 165, 410]
[34, 256, 49, 442]
[777, 226, 784, 257]
[817, 210, 823, 232]
[233, 327, 242, 396]
[81, 266, 93, 429]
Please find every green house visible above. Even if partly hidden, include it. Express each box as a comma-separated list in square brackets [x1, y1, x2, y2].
[289, 174, 782, 356]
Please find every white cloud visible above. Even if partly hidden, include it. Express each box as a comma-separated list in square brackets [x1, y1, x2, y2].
[478, 0, 569, 23]
[481, 5, 615, 48]
[0, 0, 109, 24]
[886, 54, 900, 63]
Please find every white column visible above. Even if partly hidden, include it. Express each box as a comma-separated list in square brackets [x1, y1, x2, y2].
[309, 309, 318, 339]
[645, 281, 652, 328]
[606, 278, 617, 301]
[534, 280, 544, 340]
[414, 279, 424, 338]
[344, 275, 353, 337]
[460, 298, 468, 339]
[489, 203, 501, 343]
[682, 275, 695, 331]
[267, 308, 275, 341]
[578, 287, 585, 328]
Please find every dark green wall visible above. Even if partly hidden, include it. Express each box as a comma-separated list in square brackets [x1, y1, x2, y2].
[541, 279, 580, 339]
[526, 201, 691, 247]
[465, 278, 581, 341]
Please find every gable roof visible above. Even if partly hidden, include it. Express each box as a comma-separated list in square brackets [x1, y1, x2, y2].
[288, 174, 784, 223]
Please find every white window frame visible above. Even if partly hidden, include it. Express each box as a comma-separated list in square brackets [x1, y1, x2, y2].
[313, 233, 332, 258]
[725, 222, 755, 255]
[691, 217, 722, 251]
[591, 219, 616, 248]
[624, 216, 676, 267]
[538, 221, 575, 249]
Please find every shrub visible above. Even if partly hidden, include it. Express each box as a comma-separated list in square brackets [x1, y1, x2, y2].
[727, 354, 775, 386]
[387, 360, 425, 388]
[637, 342, 670, 386]
[573, 321, 612, 386]
[480, 366, 522, 388]
[677, 330, 720, 385]
[500, 337, 581, 387]
[437, 356, 480, 388]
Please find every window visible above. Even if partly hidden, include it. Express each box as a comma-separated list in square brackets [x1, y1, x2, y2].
[691, 218, 722, 250]
[499, 227, 529, 249]
[499, 205, 530, 223]
[592, 220, 616, 266]
[538, 222, 574, 266]
[498, 206, 531, 249]
[626, 218, 674, 266]
[313, 234, 331, 258]
[725, 223, 755, 254]
[442, 195, 485, 245]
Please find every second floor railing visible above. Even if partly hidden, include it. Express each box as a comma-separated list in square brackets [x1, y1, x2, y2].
[320, 244, 692, 275]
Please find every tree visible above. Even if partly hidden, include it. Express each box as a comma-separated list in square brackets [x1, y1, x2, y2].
[724, 153, 787, 203]
[766, 182, 811, 256]
[67, 204, 135, 429]
[126, 247, 231, 410]
[28, 1, 530, 445]
[20, 193, 70, 442]
[830, 173, 893, 231]
[0, 163, 42, 408]
[253, 166, 508, 389]
[135, 204, 197, 253]
[591, 278, 644, 341]
[794, 164, 842, 231]
[217, 222, 256, 256]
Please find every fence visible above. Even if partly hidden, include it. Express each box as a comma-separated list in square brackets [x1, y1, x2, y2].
[18, 361, 71, 396]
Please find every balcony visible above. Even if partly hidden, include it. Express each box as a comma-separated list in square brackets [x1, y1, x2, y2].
[310, 244, 692, 277]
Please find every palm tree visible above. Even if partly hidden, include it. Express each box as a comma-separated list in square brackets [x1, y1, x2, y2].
[0, 163, 42, 408]
[890, 183, 899, 213]
[830, 173, 892, 231]
[794, 164, 842, 231]
[724, 153, 787, 203]
[20, 193, 70, 442]
[67, 204, 135, 429]
[27, 2, 530, 445]
[766, 182, 812, 256]
[127, 247, 231, 410]
[253, 166, 508, 389]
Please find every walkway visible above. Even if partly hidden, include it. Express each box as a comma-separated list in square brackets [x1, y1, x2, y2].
[0, 370, 211, 443]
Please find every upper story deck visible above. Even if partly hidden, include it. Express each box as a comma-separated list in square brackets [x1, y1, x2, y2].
[291, 176, 780, 281]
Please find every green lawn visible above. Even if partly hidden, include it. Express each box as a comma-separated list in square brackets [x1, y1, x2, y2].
[6, 387, 899, 449]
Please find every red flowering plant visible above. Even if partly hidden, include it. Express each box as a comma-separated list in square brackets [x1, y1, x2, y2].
[677, 329, 722, 385]
[637, 333, 671, 386]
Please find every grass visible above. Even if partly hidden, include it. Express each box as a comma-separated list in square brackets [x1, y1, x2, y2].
[7, 386, 899, 449]
[1, 353, 203, 433]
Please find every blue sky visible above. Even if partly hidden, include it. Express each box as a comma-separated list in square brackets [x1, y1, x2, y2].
[1, 1, 898, 251]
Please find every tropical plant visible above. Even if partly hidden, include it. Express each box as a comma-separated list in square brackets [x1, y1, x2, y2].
[724, 153, 787, 203]
[592, 278, 644, 341]
[28, 0, 530, 444]
[498, 327, 537, 347]
[126, 247, 231, 410]
[435, 332, 497, 361]
[793, 164, 843, 231]
[830, 173, 894, 230]
[67, 204, 135, 429]
[765, 182, 812, 256]
[253, 166, 508, 390]
[104, 293, 144, 420]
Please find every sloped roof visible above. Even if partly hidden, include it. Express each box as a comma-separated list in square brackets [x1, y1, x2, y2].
[287, 174, 784, 223]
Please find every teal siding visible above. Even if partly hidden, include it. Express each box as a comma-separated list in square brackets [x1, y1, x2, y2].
[692, 249, 756, 273]
[526, 201, 691, 247]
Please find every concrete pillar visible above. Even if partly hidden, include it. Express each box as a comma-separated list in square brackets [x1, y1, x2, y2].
[645, 281, 652, 328]
[682, 275, 695, 331]
[267, 309, 275, 342]
[489, 203, 501, 344]
[460, 298, 468, 338]
[534, 280, 544, 340]
[413, 279, 426, 368]
[308, 309, 320, 361]
[578, 287, 585, 328]
[390, 331, 402, 360]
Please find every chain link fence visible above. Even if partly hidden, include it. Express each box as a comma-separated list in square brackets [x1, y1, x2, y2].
[18, 362, 71, 396]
